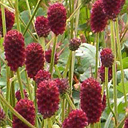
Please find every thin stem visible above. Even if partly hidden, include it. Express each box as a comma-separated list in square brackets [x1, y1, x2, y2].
[0, 0, 38, 42]
[16, 69, 25, 99]
[25, 71, 32, 100]
[44, 119, 47, 128]
[5, 67, 10, 116]
[40, 37, 45, 51]
[120, 25, 128, 43]
[105, 67, 117, 122]
[110, 20, 118, 126]
[55, 65, 62, 78]
[67, 3, 82, 23]
[34, 82, 38, 127]
[1, 2, 6, 36]
[0, 94, 36, 128]
[20, 18, 38, 42]
[10, 71, 15, 108]
[115, 18, 127, 107]
[1, 3, 10, 117]
[116, 114, 128, 128]
[46, 37, 54, 49]
[61, 98, 65, 122]
[95, 33, 99, 79]
[23, 0, 43, 36]
[50, 35, 57, 77]
[69, 51, 75, 96]
[15, 0, 21, 32]
[65, 93, 76, 110]
[7, 0, 13, 7]
[63, 51, 72, 78]
[1, 2, 9, 117]
[25, 0, 35, 28]
[75, 0, 81, 36]
[90, 124, 95, 128]
[70, 0, 74, 39]
[47, 118, 52, 128]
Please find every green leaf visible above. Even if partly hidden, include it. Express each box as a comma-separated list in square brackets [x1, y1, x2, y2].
[122, 57, 128, 69]
[117, 82, 128, 93]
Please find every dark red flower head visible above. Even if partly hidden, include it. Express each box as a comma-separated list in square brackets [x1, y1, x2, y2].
[25, 43, 44, 79]
[0, 8, 14, 35]
[62, 109, 88, 128]
[36, 80, 60, 119]
[80, 78, 103, 124]
[0, 108, 6, 127]
[54, 78, 69, 95]
[100, 48, 114, 67]
[35, 69, 51, 85]
[121, 0, 125, 7]
[48, 3, 67, 36]
[102, 0, 122, 19]
[90, 0, 107, 33]
[99, 65, 112, 83]
[124, 118, 128, 128]
[4, 30, 25, 71]
[69, 38, 81, 51]
[15, 89, 28, 101]
[13, 99, 35, 128]
[45, 49, 58, 64]
[35, 16, 50, 37]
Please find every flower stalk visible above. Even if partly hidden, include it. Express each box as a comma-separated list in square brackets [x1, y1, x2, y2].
[110, 20, 118, 126]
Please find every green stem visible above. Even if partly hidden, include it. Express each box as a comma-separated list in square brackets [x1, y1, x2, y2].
[25, 71, 32, 100]
[10, 71, 15, 108]
[105, 67, 117, 122]
[90, 124, 95, 128]
[46, 37, 54, 49]
[47, 118, 52, 128]
[55, 65, 62, 78]
[95, 33, 99, 79]
[0, 94, 36, 128]
[69, 51, 75, 96]
[3, 125, 6, 128]
[115, 18, 127, 107]
[20, 18, 38, 42]
[1, 2, 6, 36]
[23, 0, 43, 36]
[1, 4, 9, 118]
[65, 93, 76, 110]
[70, 0, 74, 39]
[16, 69, 24, 99]
[40, 37, 45, 51]
[116, 113, 128, 128]
[110, 20, 118, 126]
[15, 0, 21, 32]
[120, 25, 128, 43]
[75, 0, 81, 36]
[0, 0, 38, 42]
[50, 35, 57, 77]
[61, 98, 65, 122]
[34, 82, 38, 127]
[5, 67, 10, 116]
[67, 3, 82, 23]
[63, 51, 72, 78]
[102, 83, 105, 99]
[44, 119, 47, 128]
[69, 0, 72, 15]
[7, 0, 13, 7]
[25, 0, 35, 28]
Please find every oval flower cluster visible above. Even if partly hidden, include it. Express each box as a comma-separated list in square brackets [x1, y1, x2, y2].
[90, 0, 124, 33]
